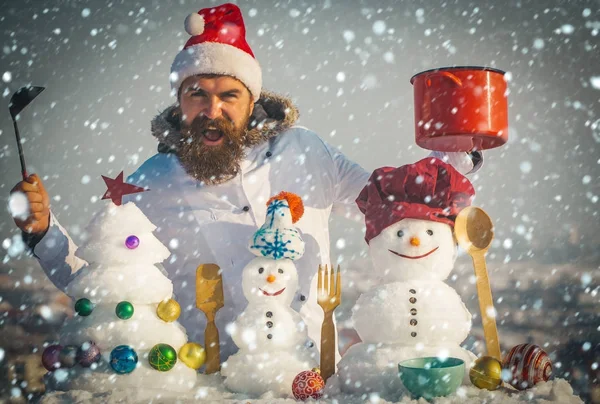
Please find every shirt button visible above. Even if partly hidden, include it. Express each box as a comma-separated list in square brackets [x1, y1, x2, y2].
[242, 206, 250, 212]
[266, 311, 273, 318]
[266, 151, 272, 157]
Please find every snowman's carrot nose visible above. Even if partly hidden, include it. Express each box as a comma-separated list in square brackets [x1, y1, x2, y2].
[266, 274, 276, 283]
[410, 237, 420, 246]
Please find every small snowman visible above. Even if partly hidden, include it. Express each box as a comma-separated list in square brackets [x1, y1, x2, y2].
[336, 158, 478, 399]
[222, 192, 318, 397]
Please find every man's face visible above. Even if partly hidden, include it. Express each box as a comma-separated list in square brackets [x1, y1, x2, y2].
[177, 75, 254, 184]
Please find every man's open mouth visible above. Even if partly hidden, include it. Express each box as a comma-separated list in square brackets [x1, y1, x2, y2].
[259, 287, 286, 296]
[388, 247, 439, 259]
[202, 129, 224, 144]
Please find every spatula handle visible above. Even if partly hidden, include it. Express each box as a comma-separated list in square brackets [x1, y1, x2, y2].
[472, 251, 502, 361]
[204, 318, 221, 374]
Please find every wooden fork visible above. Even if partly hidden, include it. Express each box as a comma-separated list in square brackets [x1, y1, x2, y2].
[317, 264, 341, 382]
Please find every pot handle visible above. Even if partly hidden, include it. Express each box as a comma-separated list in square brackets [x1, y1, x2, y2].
[426, 71, 463, 87]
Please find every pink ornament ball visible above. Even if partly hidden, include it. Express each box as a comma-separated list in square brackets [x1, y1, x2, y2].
[41, 344, 63, 371]
[292, 369, 325, 401]
[77, 341, 102, 367]
[125, 235, 140, 249]
[502, 343, 553, 390]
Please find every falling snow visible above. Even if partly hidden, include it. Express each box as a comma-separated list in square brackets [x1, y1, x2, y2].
[0, 1, 597, 402]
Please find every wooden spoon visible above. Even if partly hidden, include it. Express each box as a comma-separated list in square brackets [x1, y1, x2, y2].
[454, 207, 502, 361]
[196, 263, 224, 374]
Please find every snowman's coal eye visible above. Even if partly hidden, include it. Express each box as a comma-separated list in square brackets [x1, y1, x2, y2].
[426, 229, 434, 236]
[258, 267, 264, 274]
[397, 230, 404, 238]
[278, 268, 284, 274]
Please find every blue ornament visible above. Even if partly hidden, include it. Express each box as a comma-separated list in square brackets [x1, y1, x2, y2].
[110, 345, 138, 374]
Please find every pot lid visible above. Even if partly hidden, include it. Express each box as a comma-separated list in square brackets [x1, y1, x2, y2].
[410, 66, 506, 84]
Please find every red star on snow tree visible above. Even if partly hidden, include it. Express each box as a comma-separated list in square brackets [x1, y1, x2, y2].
[101, 171, 148, 206]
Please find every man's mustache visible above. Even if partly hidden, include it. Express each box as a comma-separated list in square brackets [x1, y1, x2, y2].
[184, 115, 235, 134]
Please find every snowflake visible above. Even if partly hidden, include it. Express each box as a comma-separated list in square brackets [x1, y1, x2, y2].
[265, 199, 288, 228]
[253, 228, 294, 260]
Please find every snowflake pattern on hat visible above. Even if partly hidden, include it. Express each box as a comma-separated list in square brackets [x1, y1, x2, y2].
[249, 198, 305, 260]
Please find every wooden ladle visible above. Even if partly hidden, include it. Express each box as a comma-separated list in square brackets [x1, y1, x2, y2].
[454, 207, 502, 361]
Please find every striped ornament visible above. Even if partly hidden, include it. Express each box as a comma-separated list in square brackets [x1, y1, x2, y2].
[502, 344, 553, 390]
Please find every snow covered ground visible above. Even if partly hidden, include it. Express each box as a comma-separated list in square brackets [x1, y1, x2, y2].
[39, 377, 583, 404]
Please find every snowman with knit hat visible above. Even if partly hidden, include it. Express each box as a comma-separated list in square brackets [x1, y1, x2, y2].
[222, 191, 318, 397]
[335, 157, 478, 399]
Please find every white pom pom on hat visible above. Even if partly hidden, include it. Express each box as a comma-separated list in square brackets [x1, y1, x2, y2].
[184, 13, 204, 36]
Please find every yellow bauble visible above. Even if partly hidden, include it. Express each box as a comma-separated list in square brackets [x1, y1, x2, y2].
[178, 342, 206, 370]
[156, 299, 181, 322]
[470, 356, 503, 390]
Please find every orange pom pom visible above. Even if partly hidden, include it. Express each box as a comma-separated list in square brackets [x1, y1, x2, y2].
[266, 191, 304, 223]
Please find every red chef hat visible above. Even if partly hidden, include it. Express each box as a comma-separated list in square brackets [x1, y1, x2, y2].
[356, 157, 475, 244]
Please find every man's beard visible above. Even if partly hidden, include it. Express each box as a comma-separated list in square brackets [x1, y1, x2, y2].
[177, 113, 250, 185]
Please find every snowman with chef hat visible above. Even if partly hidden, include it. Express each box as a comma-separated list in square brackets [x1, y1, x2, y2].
[222, 192, 318, 397]
[335, 157, 478, 398]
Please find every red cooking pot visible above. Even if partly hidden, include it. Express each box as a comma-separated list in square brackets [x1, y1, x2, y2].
[410, 66, 509, 152]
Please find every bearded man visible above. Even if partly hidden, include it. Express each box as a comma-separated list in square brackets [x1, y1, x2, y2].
[11, 3, 482, 363]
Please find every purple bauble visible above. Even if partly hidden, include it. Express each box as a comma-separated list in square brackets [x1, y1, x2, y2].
[125, 235, 140, 249]
[77, 341, 102, 367]
[42, 344, 63, 371]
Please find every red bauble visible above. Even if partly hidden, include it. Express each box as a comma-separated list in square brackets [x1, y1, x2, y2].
[503, 344, 553, 390]
[292, 369, 325, 401]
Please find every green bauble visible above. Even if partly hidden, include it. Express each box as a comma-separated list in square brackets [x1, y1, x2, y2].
[115, 301, 134, 320]
[74, 298, 94, 316]
[148, 343, 177, 372]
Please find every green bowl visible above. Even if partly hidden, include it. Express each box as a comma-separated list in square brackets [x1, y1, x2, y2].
[398, 357, 464, 399]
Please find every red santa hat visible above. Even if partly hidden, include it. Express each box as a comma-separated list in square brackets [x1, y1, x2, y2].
[170, 3, 262, 101]
[356, 157, 475, 244]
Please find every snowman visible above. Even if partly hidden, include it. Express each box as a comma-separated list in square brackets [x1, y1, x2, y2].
[222, 192, 318, 397]
[336, 158, 478, 399]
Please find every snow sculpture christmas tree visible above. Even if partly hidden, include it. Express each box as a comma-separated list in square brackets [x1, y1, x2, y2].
[335, 158, 478, 400]
[43, 172, 198, 394]
[221, 191, 318, 397]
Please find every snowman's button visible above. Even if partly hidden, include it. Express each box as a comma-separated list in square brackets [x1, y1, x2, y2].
[266, 311, 273, 318]
[411, 332, 417, 337]
[410, 319, 418, 326]
[266, 321, 273, 328]
[410, 308, 417, 315]
[409, 289, 416, 294]
[409, 297, 417, 304]
[267, 334, 273, 339]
